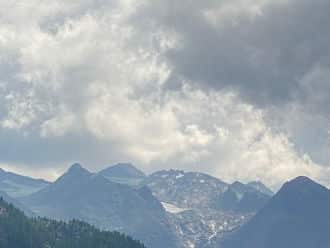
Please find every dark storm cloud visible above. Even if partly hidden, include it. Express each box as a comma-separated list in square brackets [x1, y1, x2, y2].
[140, 0, 330, 108]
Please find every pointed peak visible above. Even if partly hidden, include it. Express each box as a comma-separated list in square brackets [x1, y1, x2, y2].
[55, 163, 93, 184]
[56, 163, 91, 182]
[232, 181, 242, 185]
[69, 163, 83, 170]
[278, 176, 329, 197]
[284, 176, 320, 189]
[67, 163, 90, 173]
[231, 181, 245, 187]
[290, 176, 314, 184]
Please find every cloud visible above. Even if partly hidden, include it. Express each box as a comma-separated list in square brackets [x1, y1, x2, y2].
[138, 0, 330, 166]
[142, 0, 330, 106]
[0, 0, 330, 188]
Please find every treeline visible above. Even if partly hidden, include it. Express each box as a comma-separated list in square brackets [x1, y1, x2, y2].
[0, 198, 145, 248]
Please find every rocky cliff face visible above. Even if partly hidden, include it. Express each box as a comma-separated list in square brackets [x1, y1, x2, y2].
[145, 169, 272, 247]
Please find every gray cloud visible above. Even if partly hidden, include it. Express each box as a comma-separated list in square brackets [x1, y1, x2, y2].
[136, 0, 330, 165]
[141, 0, 330, 107]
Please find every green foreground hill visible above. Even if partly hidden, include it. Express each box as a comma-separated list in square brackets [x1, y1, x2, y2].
[0, 197, 145, 248]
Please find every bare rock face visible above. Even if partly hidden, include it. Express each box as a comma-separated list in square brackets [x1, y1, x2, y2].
[145, 169, 272, 247]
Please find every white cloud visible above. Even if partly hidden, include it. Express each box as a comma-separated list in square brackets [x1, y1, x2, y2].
[40, 108, 75, 138]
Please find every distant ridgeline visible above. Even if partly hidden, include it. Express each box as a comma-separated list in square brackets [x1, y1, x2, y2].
[0, 198, 145, 248]
[0, 163, 274, 248]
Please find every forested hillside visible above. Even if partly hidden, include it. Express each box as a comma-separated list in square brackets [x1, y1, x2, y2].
[0, 197, 145, 248]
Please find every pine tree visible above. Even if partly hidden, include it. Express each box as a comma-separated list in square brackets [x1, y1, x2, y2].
[0, 198, 145, 248]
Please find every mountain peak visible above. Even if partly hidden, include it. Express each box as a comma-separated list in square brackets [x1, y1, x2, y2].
[281, 176, 327, 194]
[222, 176, 330, 248]
[68, 163, 84, 171]
[289, 176, 315, 184]
[54, 163, 92, 184]
[114, 162, 136, 169]
[99, 163, 146, 186]
[66, 163, 91, 175]
[100, 163, 145, 178]
[231, 181, 245, 187]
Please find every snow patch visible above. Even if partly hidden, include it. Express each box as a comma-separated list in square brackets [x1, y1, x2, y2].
[176, 173, 184, 179]
[161, 202, 189, 214]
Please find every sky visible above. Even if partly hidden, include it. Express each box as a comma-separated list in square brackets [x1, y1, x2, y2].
[0, 0, 330, 189]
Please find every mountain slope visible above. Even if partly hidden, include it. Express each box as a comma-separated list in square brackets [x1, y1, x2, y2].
[247, 181, 274, 196]
[222, 176, 330, 248]
[22, 164, 178, 248]
[145, 169, 271, 247]
[0, 168, 50, 197]
[214, 181, 271, 213]
[0, 190, 33, 215]
[0, 198, 145, 248]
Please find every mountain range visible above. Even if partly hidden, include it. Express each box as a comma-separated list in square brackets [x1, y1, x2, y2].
[0, 163, 329, 248]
